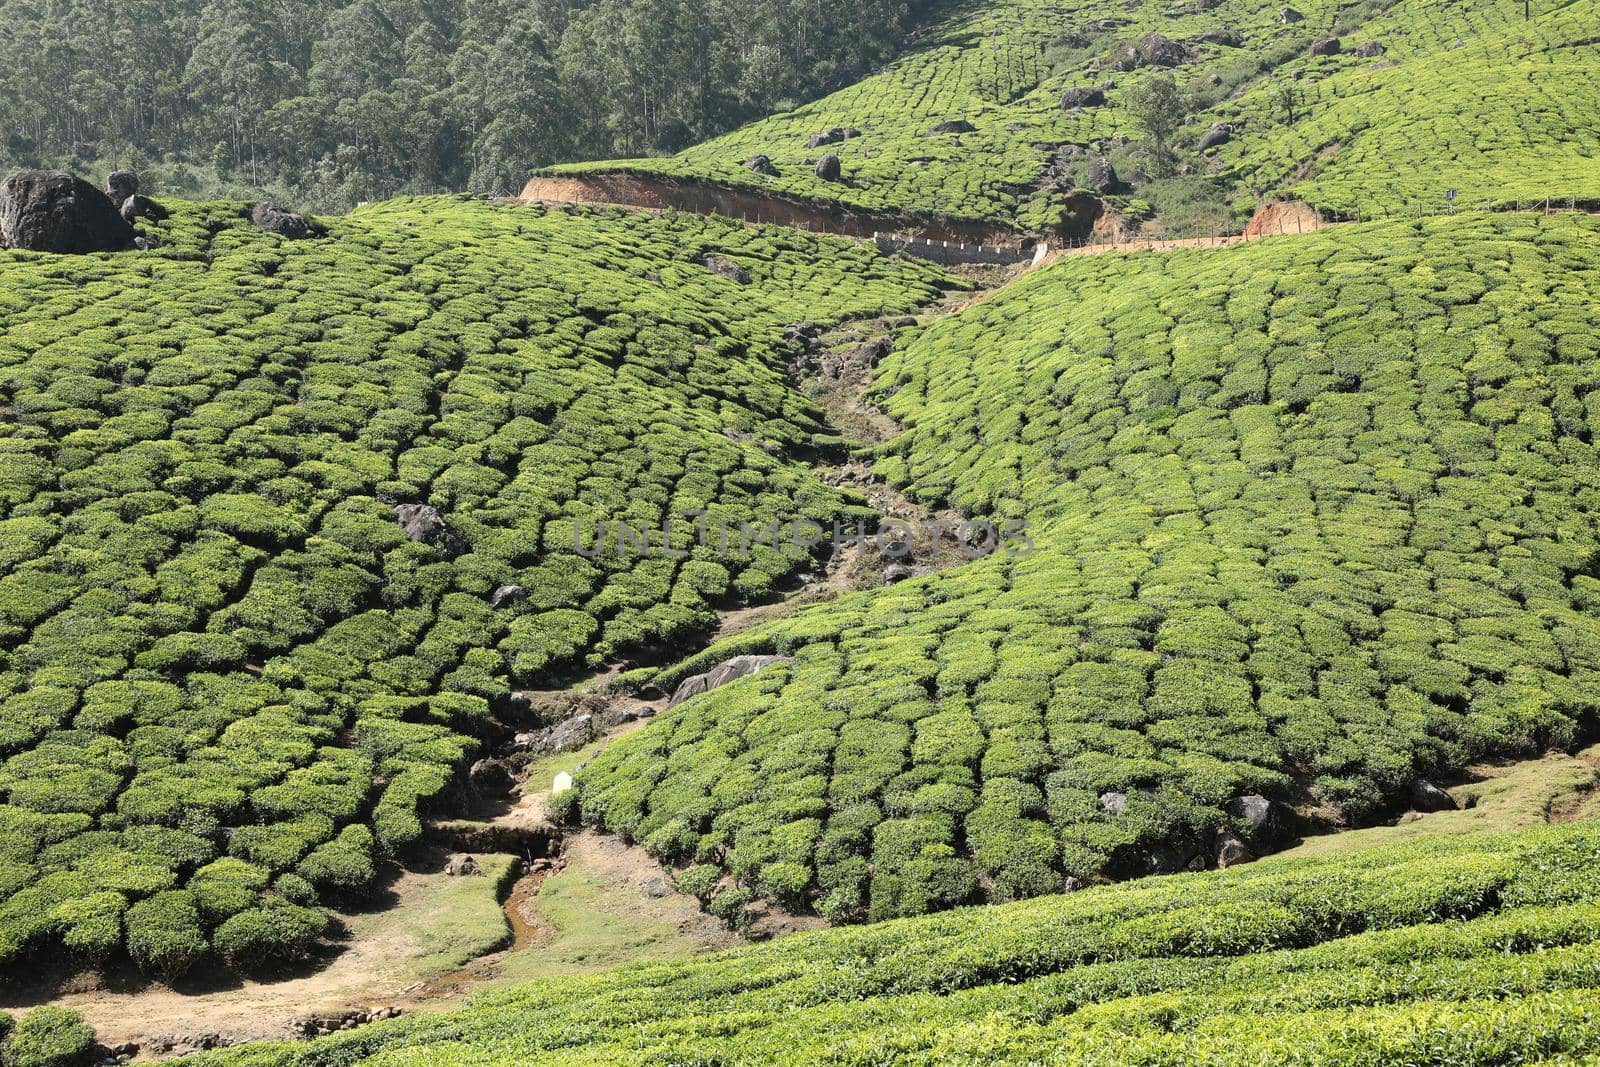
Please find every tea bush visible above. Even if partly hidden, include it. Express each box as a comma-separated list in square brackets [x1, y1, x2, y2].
[575, 212, 1600, 920]
[183, 821, 1600, 1065]
[0, 196, 947, 978]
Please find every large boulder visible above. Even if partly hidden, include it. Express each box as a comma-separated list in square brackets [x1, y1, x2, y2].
[1193, 28, 1244, 47]
[1353, 40, 1386, 57]
[0, 170, 134, 253]
[1411, 780, 1458, 813]
[1085, 157, 1125, 193]
[1307, 36, 1342, 57]
[250, 201, 318, 239]
[393, 503, 464, 553]
[743, 154, 779, 176]
[1060, 86, 1107, 109]
[925, 119, 976, 135]
[1198, 123, 1234, 150]
[814, 153, 843, 182]
[669, 655, 790, 708]
[1227, 794, 1279, 838]
[1280, 6, 1305, 22]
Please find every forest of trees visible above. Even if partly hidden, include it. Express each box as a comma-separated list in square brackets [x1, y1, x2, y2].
[0, 0, 938, 209]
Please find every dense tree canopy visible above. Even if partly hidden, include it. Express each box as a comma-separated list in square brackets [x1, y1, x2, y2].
[0, 0, 940, 208]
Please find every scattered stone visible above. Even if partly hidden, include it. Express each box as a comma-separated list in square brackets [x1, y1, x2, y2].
[890, 315, 919, 328]
[469, 758, 514, 794]
[0, 170, 134, 253]
[669, 654, 791, 708]
[1198, 123, 1234, 150]
[703, 254, 752, 284]
[490, 584, 526, 609]
[250, 201, 318, 239]
[925, 119, 976, 135]
[1411, 780, 1458, 813]
[814, 153, 843, 182]
[105, 170, 138, 209]
[1227, 794, 1278, 838]
[805, 127, 859, 148]
[1353, 40, 1386, 57]
[743, 154, 779, 176]
[883, 563, 916, 585]
[641, 876, 671, 899]
[1098, 791, 1128, 817]
[1307, 36, 1342, 57]
[543, 713, 595, 754]
[393, 503, 461, 551]
[1059, 86, 1107, 109]
[1280, 5, 1305, 22]
[1107, 32, 1192, 71]
[444, 854, 482, 876]
[1215, 831, 1254, 868]
[1193, 28, 1243, 47]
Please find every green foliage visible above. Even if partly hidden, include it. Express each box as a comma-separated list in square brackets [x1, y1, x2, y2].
[183, 821, 1600, 1065]
[0, 196, 946, 976]
[0, 1008, 96, 1067]
[575, 212, 1600, 921]
[212, 901, 330, 971]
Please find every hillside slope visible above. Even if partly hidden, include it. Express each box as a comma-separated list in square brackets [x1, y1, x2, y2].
[187, 818, 1600, 1065]
[540, 0, 1600, 232]
[0, 197, 947, 975]
[572, 212, 1600, 922]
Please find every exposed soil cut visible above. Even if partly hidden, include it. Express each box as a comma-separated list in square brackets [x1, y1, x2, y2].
[1244, 200, 1326, 237]
[521, 172, 1027, 246]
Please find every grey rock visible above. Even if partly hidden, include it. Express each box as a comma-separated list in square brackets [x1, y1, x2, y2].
[119, 193, 166, 223]
[1353, 40, 1386, 57]
[669, 654, 791, 708]
[1280, 5, 1305, 22]
[0, 170, 134, 253]
[1060, 86, 1107, 109]
[1098, 791, 1128, 816]
[1411, 779, 1458, 813]
[1198, 123, 1234, 150]
[883, 563, 916, 585]
[805, 127, 860, 148]
[544, 713, 595, 753]
[105, 170, 139, 208]
[1215, 830, 1254, 868]
[1307, 36, 1342, 56]
[1193, 28, 1243, 47]
[250, 201, 318, 239]
[1145, 840, 1205, 875]
[490, 584, 526, 609]
[393, 503, 458, 548]
[703, 254, 752, 284]
[469, 758, 514, 793]
[926, 119, 977, 135]
[1107, 32, 1192, 70]
[444, 854, 481, 876]
[1227, 794, 1277, 837]
[1086, 157, 1125, 193]
[814, 153, 843, 182]
[743, 154, 779, 176]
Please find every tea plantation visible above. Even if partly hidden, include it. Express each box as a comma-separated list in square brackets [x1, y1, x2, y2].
[571, 212, 1600, 922]
[545, 0, 1600, 231]
[0, 196, 948, 977]
[187, 819, 1600, 1065]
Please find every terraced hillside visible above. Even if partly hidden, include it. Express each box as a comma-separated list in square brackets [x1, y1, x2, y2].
[572, 212, 1600, 923]
[188, 819, 1600, 1065]
[540, 0, 1600, 232]
[0, 197, 948, 977]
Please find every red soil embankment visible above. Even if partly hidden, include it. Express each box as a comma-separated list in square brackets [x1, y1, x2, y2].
[521, 172, 1033, 246]
[1244, 201, 1326, 238]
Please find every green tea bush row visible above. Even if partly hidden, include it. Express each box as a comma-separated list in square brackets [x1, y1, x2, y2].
[0, 196, 947, 978]
[182, 820, 1600, 1065]
[574, 212, 1600, 921]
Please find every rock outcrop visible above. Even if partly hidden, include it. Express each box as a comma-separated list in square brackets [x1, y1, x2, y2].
[668, 655, 791, 708]
[0, 170, 134, 253]
[1059, 86, 1107, 109]
[250, 201, 319, 239]
[814, 153, 843, 182]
